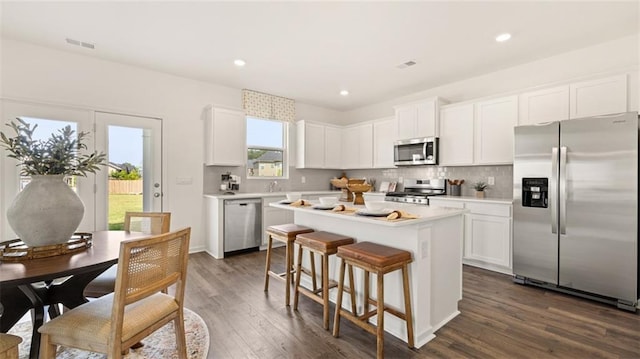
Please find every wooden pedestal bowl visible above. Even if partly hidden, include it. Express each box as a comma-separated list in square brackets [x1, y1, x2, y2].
[346, 183, 372, 205]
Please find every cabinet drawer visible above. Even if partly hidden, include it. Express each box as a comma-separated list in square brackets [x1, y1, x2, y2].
[466, 202, 511, 217]
[429, 199, 465, 209]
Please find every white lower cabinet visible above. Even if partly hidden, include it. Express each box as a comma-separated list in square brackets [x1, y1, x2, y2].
[429, 198, 512, 274]
[464, 213, 511, 271]
[262, 196, 294, 245]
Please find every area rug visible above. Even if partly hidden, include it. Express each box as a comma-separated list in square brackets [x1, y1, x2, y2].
[9, 308, 209, 359]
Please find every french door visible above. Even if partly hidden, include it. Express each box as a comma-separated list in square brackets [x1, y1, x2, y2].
[94, 112, 163, 230]
[1, 101, 96, 238]
[0, 100, 163, 238]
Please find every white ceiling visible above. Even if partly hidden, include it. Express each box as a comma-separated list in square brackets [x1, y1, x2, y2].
[1, 1, 638, 111]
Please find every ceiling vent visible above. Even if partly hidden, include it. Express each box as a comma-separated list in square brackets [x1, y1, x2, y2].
[396, 60, 417, 69]
[66, 38, 95, 50]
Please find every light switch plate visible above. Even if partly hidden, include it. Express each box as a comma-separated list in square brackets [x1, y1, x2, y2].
[488, 176, 495, 185]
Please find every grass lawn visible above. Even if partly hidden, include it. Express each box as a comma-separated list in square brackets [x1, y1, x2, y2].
[109, 194, 142, 230]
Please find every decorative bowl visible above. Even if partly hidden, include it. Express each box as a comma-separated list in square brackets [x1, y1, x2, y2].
[330, 178, 348, 189]
[319, 197, 338, 206]
[286, 192, 302, 202]
[346, 183, 372, 193]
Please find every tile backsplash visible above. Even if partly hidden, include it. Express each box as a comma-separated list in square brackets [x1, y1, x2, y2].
[203, 165, 342, 194]
[347, 165, 513, 199]
[204, 164, 513, 199]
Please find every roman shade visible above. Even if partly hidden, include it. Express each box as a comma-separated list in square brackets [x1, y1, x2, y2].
[242, 89, 295, 122]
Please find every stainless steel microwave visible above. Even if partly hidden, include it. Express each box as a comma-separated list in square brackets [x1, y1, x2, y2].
[394, 137, 439, 165]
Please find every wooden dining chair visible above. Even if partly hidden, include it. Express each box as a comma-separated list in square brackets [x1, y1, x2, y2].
[38, 227, 191, 359]
[0, 333, 22, 359]
[84, 212, 171, 298]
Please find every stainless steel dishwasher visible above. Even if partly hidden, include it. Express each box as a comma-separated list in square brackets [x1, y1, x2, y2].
[224, 198, 262, 255]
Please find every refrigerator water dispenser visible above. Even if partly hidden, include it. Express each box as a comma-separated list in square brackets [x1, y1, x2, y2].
[522, 178, 548, 208]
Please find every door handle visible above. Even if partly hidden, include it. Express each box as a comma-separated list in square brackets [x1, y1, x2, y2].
[551, 147, 558, 234]
[154, 193, 161, 198]
[559, 146, 567, 235]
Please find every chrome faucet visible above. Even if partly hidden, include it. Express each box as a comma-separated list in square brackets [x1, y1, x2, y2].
[268, 180, 278, 192]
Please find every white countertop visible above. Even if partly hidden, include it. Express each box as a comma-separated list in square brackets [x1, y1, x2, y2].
[204, 190, 341, 200]
[271, 201, 467, 227]
[430, 195, 513, 205]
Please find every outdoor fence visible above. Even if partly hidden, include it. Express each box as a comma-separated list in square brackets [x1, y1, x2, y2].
[109, 180, 142, 194]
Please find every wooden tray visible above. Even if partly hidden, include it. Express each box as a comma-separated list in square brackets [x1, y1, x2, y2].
[0, 232, 93, 262]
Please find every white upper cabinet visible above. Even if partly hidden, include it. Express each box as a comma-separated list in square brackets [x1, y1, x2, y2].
[474, 95, 518, 165]
[570, 74, 628, 119]
[341, 126, 359, 169]
[324, 125, 342, 169]
[342, 123, 373, 169]
[519, 86, 569, 125]
[359, 123, 373, 168]
[439, 103, 474, 166]
[394, 97, 446, 140]
[296, 120, 343, 169]
[372, 117, 397, 168]
[296, 120, 325, 168]
[204, 105, 246, 166]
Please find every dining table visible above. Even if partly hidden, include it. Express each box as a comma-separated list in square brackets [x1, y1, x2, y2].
[0, 230, 152, 359]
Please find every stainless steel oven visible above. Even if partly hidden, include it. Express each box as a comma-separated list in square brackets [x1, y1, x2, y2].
[385, 178, 446, 205]
[394, 137, 438, 165]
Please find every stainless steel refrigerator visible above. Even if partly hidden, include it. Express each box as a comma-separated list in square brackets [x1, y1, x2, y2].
[513, 112, 638, 311]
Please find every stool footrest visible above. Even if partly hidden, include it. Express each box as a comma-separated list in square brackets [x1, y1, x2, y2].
[268, 269, 294, 282]
[297, 282, 344, 300]
[367, 298, 407, 320]
[337, 308, 377, 336]
[359, 309, 377, 321]
[300, 267, 313, 276]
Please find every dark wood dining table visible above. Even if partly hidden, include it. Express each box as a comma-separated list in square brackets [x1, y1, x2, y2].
[0, 230, 151, 359]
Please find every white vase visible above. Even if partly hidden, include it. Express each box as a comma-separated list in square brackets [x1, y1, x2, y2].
[7, 175, 84, 247]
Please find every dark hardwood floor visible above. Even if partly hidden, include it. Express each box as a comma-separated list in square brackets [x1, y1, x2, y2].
[184, 249, 640, 359]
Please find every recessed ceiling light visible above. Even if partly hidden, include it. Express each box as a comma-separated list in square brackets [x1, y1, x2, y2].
[495, 33, 512, 42]
[234, 59, 246, 67]
[340, 90, 349, 96]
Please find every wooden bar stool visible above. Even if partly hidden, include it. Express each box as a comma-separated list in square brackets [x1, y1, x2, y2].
[264, 224, 314, 306]
[0, 333, 22, 359]
[332, 242, 414, 359]
[293, 231, 355, 330]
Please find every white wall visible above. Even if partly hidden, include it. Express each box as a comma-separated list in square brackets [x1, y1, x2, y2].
[343, 34, 639, 123]
[0, 39, 340, 251]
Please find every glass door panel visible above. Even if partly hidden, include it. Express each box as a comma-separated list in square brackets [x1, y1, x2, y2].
[94, 112, 162, 230]
[1, 101, 94, 238]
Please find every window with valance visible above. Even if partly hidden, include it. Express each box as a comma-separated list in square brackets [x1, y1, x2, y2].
[242, 90, 294, 178]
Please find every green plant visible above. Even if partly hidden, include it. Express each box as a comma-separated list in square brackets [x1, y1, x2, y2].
[0, 118, 106, 176]
[473, 181, 488, 191]
[110, 162, 141, 180]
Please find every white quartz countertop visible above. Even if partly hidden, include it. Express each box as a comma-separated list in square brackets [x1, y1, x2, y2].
[204, 190, 341, 200]
[430, 195, 513, 205]
[270, 201, 467, 227]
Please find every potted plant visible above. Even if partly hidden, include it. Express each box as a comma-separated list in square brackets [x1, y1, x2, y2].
[473, 181, 488, 198]
[0, 118, 106, 247]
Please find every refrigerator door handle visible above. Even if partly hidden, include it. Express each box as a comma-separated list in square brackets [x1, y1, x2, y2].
[551, 147, 558, 234]
[559, 146, 567, 235]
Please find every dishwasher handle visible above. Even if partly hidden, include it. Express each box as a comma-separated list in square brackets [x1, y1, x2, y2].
[224, 198, 263, 206]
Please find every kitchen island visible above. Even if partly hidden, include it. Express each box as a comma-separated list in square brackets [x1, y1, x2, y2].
[271, 202, 467, 348]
